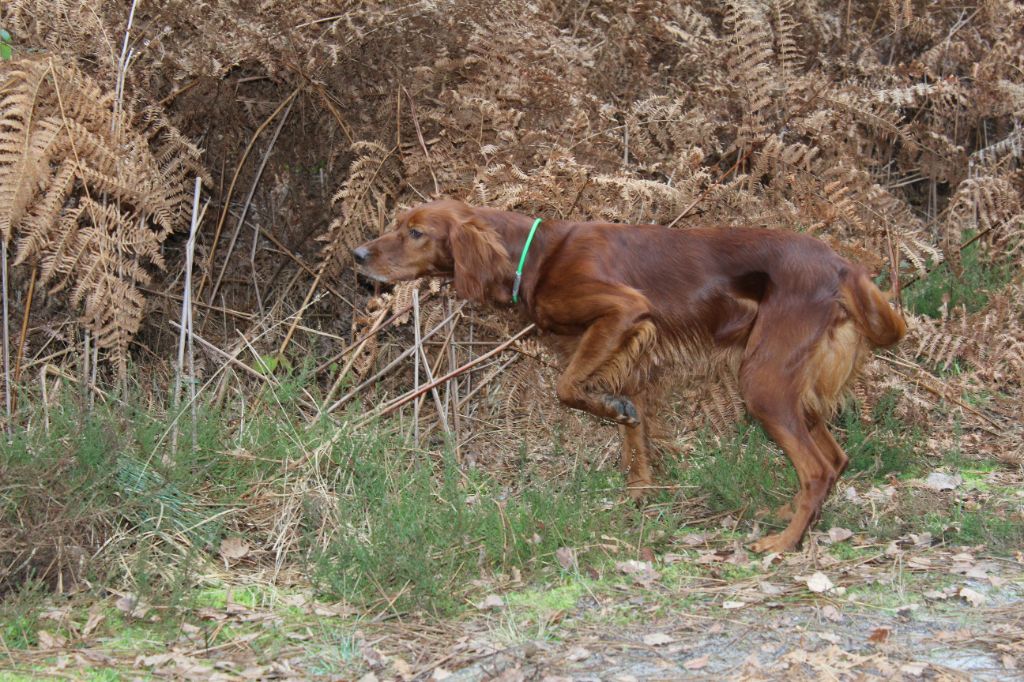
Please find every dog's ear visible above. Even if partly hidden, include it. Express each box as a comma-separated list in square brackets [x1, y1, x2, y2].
[449, 215, 513, 303]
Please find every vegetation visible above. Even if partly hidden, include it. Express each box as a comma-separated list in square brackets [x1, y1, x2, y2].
[0, 1, 1022, 678]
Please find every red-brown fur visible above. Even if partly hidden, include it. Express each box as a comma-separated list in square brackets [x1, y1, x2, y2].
[353, 199, 907, 552]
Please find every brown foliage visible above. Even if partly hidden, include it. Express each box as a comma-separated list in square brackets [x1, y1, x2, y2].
[0, 0, 1021, 443]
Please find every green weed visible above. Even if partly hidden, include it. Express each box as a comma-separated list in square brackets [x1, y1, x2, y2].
[903, 239, 1015, 319]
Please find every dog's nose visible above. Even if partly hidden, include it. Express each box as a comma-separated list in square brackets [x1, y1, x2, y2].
[352, 246, 369, 264]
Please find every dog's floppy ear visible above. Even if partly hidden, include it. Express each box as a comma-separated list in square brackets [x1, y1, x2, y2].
[449, 215, 513, 303]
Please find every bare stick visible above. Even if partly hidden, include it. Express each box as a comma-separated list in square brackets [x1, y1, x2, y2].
[326, 303, 465, 414]
[403, 86, 440, 196]
[412, 287, 421, 445]
[1, 238, 10, 433]
[209, 95, 296, 305]
[315, 301, 414, 374]
[445, 297, 461, 461]
[197, 88, 300, 304]
[355, 324, 535, 428]
[422, 354, 520, 442]
[172, 177, 203, 457]
[413, 289, 450, 439]
[11, 265, 37, 416]
[320, 306, 390, 414]
[112, 0, 139, 135]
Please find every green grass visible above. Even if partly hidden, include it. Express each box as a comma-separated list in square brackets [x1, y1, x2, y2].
[308, 442, 678, 614]
[838, 392, 923, 479]
[677, 423, 796, 517]
[903, 239, 1015, 319]
[926, 505, 1024, 548]
[2, 382, 686, 618]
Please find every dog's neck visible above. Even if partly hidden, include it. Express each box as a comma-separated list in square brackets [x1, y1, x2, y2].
[475, 208, 552, 305]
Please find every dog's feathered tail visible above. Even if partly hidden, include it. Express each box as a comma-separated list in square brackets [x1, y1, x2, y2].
[841, 269, 907, 348]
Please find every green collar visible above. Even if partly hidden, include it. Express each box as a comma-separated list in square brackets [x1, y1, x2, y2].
[512, 218, 542, 304]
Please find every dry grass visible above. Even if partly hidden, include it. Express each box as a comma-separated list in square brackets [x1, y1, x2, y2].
[0, 0, 1022, 633]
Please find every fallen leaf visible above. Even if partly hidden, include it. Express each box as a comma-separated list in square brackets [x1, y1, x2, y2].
[555, 547, 577, 571]
[868, 627, 890, 644]
[680, 532, 709, 546]
[37, 630, 66, 649]
[616, 560, 659, 586]
[923, 472, 962, 491]
[959, 586, 986, 607]
[827, 527, 853, 543]
[684, 655, 710, 670]
[477, 594, 505, 610]
[565, 646, 592, 662]
[114, 594, 147, 619]
[361, 643, 388, 670]
[219, 536, 250, 561]
[392, 657, 414, 681]
[900, 662, 927, 677]
[642, 632, 675, 646]
[758, 581, 784, 596]
[1003, 654, 1017, 670]
[821, 604, 842, 622]
[279, 593, 309, 608]
[312, 601, 352, 617]
[817, 631, 841, 644]
[805, 572, 834, 593]
[638, 546, 656, 563]
[82, 606, 105, 637]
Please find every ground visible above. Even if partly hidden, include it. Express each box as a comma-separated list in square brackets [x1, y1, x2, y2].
[3, 485, 1022, 681]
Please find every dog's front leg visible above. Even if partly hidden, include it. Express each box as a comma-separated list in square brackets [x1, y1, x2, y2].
[548, 299, 657, 499]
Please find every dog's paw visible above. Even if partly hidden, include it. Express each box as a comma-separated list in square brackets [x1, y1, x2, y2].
[604, 395, 640, 426]
[749, 532, 801, 554]
[626, 479, 653, 504]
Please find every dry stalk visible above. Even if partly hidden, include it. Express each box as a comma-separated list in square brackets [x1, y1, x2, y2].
[197, 87, 301, 305]
[327, 302, 465, 414]
[1, 237, 10, 432]
[354, 324, 536, 428]
[315, 302, 414, 374]
[210, 95, 297, 309]
[412, 286, 421, 445]
[171, 177, 204, 458]
[412, 288, 450, 440]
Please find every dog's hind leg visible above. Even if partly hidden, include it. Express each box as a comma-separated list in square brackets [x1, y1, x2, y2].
[740, 310, 839, 553]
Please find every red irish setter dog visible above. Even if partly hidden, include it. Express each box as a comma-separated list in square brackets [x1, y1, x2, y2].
[353, 199, 906, 552]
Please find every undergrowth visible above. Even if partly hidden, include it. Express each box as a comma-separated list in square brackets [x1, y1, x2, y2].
[903, 240, 1017, 319]
[0, 375, 1013, 623]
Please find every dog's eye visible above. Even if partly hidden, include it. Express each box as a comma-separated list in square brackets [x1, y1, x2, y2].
[408, 228, 423, 239]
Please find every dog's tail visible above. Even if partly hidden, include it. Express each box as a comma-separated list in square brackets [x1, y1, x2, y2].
[841, 269, 907, 347]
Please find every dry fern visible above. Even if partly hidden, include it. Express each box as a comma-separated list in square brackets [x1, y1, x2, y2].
[319, 141, 400, 278]
[0, 58, 204, 379]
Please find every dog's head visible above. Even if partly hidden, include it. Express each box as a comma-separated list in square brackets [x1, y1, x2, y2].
[352, 199, 513, 303]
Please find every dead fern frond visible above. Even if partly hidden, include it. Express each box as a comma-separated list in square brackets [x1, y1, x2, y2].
[0, 57, 204, 379]
[320, 141, 401, 278]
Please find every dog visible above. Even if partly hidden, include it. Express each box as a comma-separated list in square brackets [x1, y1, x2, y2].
[352, 199, 906, 552]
